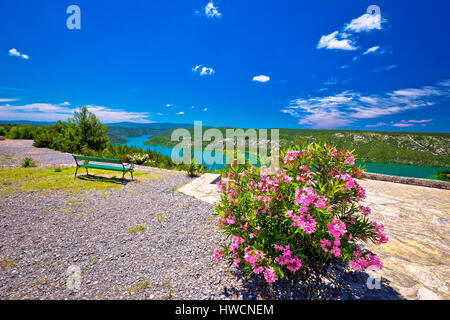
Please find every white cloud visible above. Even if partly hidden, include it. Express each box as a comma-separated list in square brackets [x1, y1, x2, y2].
[392, 119, 432, 127]
[363, 46, 380, 55]
[392, 123, 414, 127]
[252, 75, 270, 83]
[317, 10, 386, 52]
[8, 48, 29, 60]
[176, 111, 185, 115]
[200, 67, 214, 76]
[0, 102, 153, 123]
[192, 65, 215, 76]
[156, 112, 163, 116]
[437, 79, 450, 87]
[317, 31, 357, 51]
[373, 64, 397, 72]
[340, 65, 350, 69]
[344, 13, 384, 33]
[365, 122, 387, 128]
[203, 107, 208, 112]
[281, 80, 450, 128]
[0, 98, 18, 102]
[84, 105, 153, 123]
[165, 104, 173, 107]
[205, 1, 222, 18]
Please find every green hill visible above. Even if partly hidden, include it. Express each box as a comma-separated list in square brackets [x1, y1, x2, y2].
[143, 127, 450, 167]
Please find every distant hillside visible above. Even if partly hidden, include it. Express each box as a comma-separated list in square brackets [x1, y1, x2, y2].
[106, 123, 194, 144]
[144, 127, 450, 167]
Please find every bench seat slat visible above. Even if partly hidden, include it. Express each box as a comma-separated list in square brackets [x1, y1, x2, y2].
[73, 155, 122, 164]
[78, 163, 130, 172]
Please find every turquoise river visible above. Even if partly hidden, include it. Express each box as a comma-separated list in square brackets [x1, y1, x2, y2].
[115, 135, 449, 180]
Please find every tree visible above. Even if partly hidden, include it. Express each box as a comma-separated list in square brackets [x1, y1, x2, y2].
[71, 106, 109, 151]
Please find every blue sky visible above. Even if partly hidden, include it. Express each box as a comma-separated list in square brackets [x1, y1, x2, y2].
[0, 0, 449, 132]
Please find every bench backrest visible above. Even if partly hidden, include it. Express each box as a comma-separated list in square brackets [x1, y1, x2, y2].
[73, 155, 123, 164]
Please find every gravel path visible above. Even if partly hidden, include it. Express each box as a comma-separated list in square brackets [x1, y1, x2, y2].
[0, 140, 403, 300]
[0, 139, 74, 168]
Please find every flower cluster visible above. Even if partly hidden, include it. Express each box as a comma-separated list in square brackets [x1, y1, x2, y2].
[214, 143, 388, 283]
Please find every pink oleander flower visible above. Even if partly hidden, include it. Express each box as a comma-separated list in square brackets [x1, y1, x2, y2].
[253, 266, 264, 274]
[229, 236, 244, 253]
[327, 217, 347, 238]
[344, 156, 355, 165]
[320, 239, 332, 252]
[214, 248, 222, 261]
[264, 267, 278, 283]
[372, 222, 389, 244]
[360, 205, 371, 216]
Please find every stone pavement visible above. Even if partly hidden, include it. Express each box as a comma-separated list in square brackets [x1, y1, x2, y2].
[176, 173, 222, 204]
[178, 174, 450, 300]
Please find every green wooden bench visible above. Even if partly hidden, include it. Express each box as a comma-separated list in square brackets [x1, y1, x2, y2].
[72, 155, 134, 180]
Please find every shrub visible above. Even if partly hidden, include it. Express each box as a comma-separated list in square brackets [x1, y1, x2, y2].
[214, 143, 388, 284]
[185, 158, 205, 177]
[21, 157, 36, 168]
[126, 153, 150, 165]
[435, 170, 450, 181]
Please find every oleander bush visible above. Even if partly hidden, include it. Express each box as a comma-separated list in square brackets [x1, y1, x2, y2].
[214, 143, 388, 283]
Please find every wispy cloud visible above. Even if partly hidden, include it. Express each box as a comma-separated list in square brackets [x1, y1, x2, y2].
[8, 48, 29, 60]
[363, 46, 380, 55]
[176, 111, 185, 115]
[203, 107, 208, 112]
[365, 122, 387, 128]
[204, 1, 222, 18]
[0, 98, 19, 102]
[373, 64, 397, 72]
[0, 102, 153, 123]
[281, 80, 450, 128]
[366, 119, 432, 128]
[392, 119, 432, 127]
[317, 31, 357, 51]
[252, 75, 270, 83]
[392, 123, 414, 127]
[192, 65, 215, 76]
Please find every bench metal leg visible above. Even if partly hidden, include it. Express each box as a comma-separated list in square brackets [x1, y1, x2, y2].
[85, 168, 88, 176]
[74, 166, 79, 177]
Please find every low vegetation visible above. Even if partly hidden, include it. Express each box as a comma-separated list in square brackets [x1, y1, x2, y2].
[0, 167, 149, 198]
[126, 225, 147, 234]
[21, 157, 36, 168]
[144, 127, 450, 167]
[435, 170, 450, 181]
